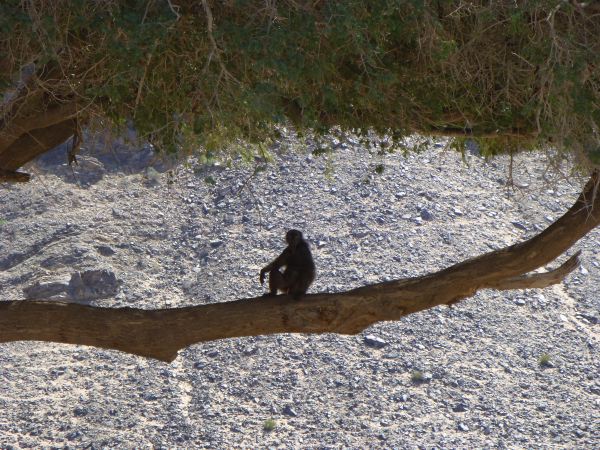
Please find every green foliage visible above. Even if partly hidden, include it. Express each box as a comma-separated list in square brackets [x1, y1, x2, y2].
[587, 147, 600, 165]
[312, 146, 331, 157]
[538, 353, 552, 367]
[263, 418, 276, 432]
[411, 370, 424, 382]
[1, 1, 599, 164]
[434, 40, 458, 62]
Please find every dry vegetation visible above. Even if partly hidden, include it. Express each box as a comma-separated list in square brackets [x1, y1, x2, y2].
[1, 1, 600, 175]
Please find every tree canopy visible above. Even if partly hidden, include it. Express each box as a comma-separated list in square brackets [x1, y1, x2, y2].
[1, 0, 600, 173]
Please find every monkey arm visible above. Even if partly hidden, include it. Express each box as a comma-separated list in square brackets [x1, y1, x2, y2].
[260, 249, 289, 284]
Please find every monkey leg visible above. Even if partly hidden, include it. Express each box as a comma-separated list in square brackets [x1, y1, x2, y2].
[283, 270, 305, 299]
[288, 271, 315, 300]
[268, 269, 288, 295]
[289, 280, 308, 300]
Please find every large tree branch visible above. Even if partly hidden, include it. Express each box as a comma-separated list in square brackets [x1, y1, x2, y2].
[0, 118, 77, 171]
[0, 63, 78, 177]
[0, 102, 78, 152]
[0, 172, 598, 362]
[487, 251, 581, 290]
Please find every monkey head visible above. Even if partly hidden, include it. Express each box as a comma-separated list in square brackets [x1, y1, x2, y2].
[285, 229, 303, 249]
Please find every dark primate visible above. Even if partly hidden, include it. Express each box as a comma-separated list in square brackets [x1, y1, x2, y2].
[260, 229, 316, 299]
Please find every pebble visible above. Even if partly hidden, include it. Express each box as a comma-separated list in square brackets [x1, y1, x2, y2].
[282, 405, 298, 417]
[452, 402, 469, 413]
[95, 245, 116, 256]
[363, 335, 388, 349]
[458, 423, 469, 432]
[66, 431, 83, 441]
[420, 209, 434, 221]
[73, 407, 88, 417]
[243, 346, 258, 356]
[111, 208, 127, 219]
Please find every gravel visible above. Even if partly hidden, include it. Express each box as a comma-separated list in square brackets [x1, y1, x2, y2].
[0, 133, 598, 448]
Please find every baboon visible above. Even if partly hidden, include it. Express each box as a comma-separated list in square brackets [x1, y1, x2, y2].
[260, 229, 316, 299]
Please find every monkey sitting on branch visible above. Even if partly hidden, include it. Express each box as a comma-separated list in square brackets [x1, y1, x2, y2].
[260, 229, 316, 299]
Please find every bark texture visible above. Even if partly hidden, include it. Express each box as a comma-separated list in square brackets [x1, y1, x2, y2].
[1, 172, 598, 362]
[0, 119, 77, 171]
[0, 65, 78, 180]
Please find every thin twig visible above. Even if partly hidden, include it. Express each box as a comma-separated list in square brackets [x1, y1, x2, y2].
[233, 165, 264, 229]
[201, 0, 240, 85]
[166, 0, 181, 21]
[134, 40, 158, 117]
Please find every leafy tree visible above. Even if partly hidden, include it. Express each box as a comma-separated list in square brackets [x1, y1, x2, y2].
[0, 1, 599, 360]
[1, 0, 599, 172]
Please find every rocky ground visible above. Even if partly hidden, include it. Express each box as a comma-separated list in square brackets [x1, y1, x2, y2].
[0, 132, 598, 448]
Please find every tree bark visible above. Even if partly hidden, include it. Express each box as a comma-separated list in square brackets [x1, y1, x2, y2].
[0, 119, 77, 171]
[1, 172, 598, 363]
[0, 64, 78, 179]
[0, 102, 78, 153]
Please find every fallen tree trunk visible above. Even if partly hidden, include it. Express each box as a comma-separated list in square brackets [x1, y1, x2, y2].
[1, 172, 598, 362]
